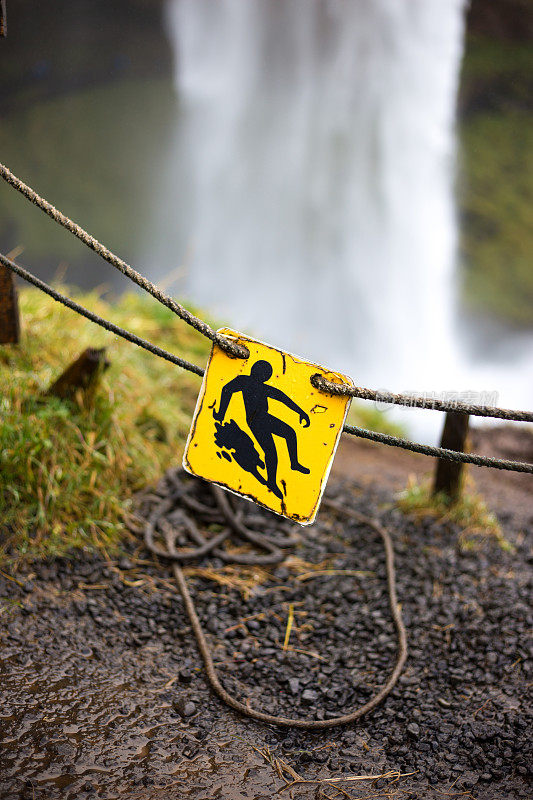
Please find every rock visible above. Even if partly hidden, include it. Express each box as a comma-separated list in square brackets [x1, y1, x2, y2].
[288, 678, 300, 695]
[174, 698, 196, 717]
[301, 689, 318, 704]
[178, 668, 193, 684]
[459, 771, 479, 788]
[407, 722, 420, 738]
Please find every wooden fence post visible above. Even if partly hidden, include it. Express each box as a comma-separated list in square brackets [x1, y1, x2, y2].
[0, 262, 20, 344]
[46, 348, 110, 400]
[433, 411, 470, 503]
[0, 1, 6, 38]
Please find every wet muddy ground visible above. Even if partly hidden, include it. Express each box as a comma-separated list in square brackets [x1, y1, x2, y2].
[1, 476, 531, 799]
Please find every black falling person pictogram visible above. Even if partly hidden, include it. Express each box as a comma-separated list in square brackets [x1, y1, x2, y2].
[213, 360, 310, 499]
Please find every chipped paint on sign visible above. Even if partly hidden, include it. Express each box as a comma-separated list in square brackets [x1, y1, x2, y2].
[183, 328, 353, 525]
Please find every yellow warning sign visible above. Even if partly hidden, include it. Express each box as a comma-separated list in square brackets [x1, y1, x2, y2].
[183, 329, 353, 525]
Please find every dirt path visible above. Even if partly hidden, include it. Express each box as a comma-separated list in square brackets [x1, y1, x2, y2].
[333, 425, 533, 527]
[1, 460, 531, 800]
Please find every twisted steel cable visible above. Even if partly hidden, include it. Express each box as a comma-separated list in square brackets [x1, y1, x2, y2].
[2, 252, 532, 474]
[0, 163, 248, 359]
[312, 375, 533, 423]
[0, 253, 205, 376]
[1, 162, 531, 422]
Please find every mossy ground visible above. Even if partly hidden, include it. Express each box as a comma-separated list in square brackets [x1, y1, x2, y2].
[396, 474, 512, 552]
[0, 288, 210, 566]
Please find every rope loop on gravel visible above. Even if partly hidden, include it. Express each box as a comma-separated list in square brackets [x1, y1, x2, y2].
[136, 469, 407, 730]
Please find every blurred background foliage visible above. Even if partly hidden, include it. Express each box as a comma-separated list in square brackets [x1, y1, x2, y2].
[458, 3, 532, 326]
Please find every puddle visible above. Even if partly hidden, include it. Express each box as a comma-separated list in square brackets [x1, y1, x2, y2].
[0, 632, 289, 800]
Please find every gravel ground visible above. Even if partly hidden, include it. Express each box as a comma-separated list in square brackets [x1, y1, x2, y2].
[1, 476, 531, 800]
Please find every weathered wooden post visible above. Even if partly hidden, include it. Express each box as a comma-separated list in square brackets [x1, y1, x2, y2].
[0, 1, 7, 38]
[433, 411, 470, 502]
[46, 348, 110, 400]
[0, 262, 20, 344]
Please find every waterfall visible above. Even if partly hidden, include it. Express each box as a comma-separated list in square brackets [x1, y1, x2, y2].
[149, 0, 530, 438]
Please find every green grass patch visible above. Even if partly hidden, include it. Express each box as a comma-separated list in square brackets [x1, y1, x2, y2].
[0, 287, 210, 566]
[460, 35, 532, 90]
[396, 475, 511, 551]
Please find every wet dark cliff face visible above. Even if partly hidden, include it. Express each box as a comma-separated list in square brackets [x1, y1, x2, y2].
[4, 0, 529, 116]
[458, 0, 533, 328]
[461, 0, 532, 116]
[0, 0, 174, 290]
[0, 0, 170, 113]
[467, 0, 533, 43]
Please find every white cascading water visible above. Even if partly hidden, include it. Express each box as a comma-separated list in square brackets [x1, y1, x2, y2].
[149, 0, 532, 440]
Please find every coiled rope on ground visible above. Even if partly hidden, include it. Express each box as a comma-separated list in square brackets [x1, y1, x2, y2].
[137, 468, 407, 729]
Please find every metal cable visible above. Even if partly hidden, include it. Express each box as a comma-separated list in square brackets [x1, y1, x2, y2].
[343, 424, 533, 474]
[0, 163, 248, 359]
[0, 253, 205, 376]
[2, 253, 532, 474]
[1, 162, 531, 423]
[313, 374, 533, 423]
